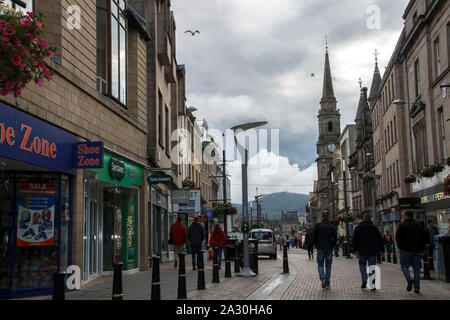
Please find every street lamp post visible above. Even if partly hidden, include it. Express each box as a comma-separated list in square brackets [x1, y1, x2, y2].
[232, 121, 267, 277]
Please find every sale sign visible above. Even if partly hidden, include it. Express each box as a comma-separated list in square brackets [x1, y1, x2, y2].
[16, 183, 56, 247]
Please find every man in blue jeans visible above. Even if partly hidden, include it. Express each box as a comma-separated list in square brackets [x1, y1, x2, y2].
[314, 211, 337, 289]
[352, 214, 384, 290]
[396, 211, 427, 294]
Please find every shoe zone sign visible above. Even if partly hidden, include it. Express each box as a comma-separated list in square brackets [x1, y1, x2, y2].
[74, 141, 104, 169]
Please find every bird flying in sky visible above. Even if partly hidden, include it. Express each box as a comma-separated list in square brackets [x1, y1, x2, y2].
[185, 30, 200, 36]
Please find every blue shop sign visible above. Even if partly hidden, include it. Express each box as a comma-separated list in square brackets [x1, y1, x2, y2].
[202, 207, 214, 221]
[0, 103, 77, 175]
[74, 141, 104, 169]
[382, 211, 401, 222]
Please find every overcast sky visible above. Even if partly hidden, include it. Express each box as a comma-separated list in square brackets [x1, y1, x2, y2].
[172, 0, 409, 204]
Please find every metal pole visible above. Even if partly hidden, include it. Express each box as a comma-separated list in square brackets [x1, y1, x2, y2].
[237, 148, 255, 277]
[223, 133, 228, 236]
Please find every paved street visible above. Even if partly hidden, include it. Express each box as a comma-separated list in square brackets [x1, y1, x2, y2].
[21, 248, 450, 301]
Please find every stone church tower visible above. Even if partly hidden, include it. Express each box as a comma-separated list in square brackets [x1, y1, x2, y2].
[316, 45, 341, 219]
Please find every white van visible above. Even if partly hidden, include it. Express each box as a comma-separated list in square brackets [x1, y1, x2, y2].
[249, 229, 277, 259]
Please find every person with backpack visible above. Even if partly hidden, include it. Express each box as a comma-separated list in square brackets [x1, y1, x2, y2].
[170, 216, 187, 268]
[313, 211, 337, 289]
[352, 214, 384, 290]
[188, 217, 206, 270]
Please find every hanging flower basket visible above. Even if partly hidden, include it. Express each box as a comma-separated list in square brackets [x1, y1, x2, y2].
[432, 163, 445, 174]
[0, 5, 56, 97]
[182, 178, 195, 189]
[404, 174, 417, 184]
[443, 175, 450, 196]
[420, 167, 435, 178]
[338, 212, 354, 224]
[213, 202, 237, 218]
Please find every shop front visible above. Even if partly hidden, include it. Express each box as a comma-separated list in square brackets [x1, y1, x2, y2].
[0, 102, 77, 298]
[82, 150, 142, 283]
[412, 185, 450, 235]
[150, 186, 169, 260]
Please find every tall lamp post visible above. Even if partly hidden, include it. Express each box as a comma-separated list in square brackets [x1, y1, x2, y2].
[232, 121, 268, 277]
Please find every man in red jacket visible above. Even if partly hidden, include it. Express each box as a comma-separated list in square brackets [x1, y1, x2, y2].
[209, 224, 226, 269]
[170, 216, 187, 268]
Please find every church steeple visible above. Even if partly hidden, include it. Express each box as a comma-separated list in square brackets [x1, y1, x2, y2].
[321, 43, 337, 105]
[369, 49, 382, 101]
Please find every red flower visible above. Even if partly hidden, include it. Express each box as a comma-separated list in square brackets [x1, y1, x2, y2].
[5, 81, 16, 91]
[10, 54, 22, 66]
[36, 21, 43, 29]
[19, 18, 32, 27]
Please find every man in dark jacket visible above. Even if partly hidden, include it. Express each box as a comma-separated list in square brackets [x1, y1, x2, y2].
[352, 214, 384, 290]
[305, 228, 314, 260]
[396, 211, 427, 294]
[313, 211, 337, 289]
[188, 217, 205, 270]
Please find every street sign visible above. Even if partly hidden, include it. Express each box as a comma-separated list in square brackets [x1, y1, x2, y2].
[172, 190, 201, 213]
[147, 174, 173, 185]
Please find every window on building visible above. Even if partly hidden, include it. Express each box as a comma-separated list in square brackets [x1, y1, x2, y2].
[96, 0, 127, 105]
[4, 0, 33, 12]
[390, 121, 394, 146]
[447, 23, 450, 65]
[394, 116, 397, 143]
[391, 75, 395, 100]
[158, 91, 163, 147]
[434, 38, 441, 77]
[165, 106, 170, 155]
[413, 118, 428, 171]
[413, 11, 418, 25]
[396, 160, 400, 187]
[439, 107, 447, 160]
[414, 59, 420, 97]
[328, 121, 333, 132]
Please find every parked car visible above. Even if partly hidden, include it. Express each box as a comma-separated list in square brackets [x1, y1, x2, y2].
[249, 228, 277, 259]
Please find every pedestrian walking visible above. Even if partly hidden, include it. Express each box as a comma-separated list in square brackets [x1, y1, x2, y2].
[305, 228, 314, 260]
[170, 216, 188, 268]
[383, 229, 394, 261]
[352, 214, 384, 290]
[426, 220, 439, 270]
[188, 217, 206, 270]
[313, 211, 337, 289]
[210, 224, 226, 270]
[396, 211, 427, 294]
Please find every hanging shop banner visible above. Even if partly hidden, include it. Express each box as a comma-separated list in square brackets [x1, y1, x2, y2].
[172, 190, 201, 213]
[74, 141, 104, 169]
[16, 182, 56, 247]
[89, 151, 142, 188]
[0, 102, 77, 175]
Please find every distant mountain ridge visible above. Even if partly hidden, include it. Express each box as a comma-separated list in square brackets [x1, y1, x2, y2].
[233, 192, 308, 220]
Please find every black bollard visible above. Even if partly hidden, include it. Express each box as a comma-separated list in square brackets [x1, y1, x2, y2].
[52, 272, 67, 300]
[151, 256, 161, 300]
[234, 242, 241, 273]
[225, 243, 232, 278]
[283, 243, 289, 274]
[197, 250, 206, 290]
[423, 255, 431, 280]
[392, 246, 398, 264]
[427, 245, 434, 271]
[112, 262, 124, 300]
[177, 253, 187, 299]
[212, 247, 220, 283]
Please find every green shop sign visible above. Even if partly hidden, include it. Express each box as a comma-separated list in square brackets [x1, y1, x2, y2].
[147, 174, 173, 185]
[89, 151, 142, 188]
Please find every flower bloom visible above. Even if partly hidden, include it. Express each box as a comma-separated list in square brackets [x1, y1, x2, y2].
[36, 21, 42, 29]
[10, 54, 22, 66]
[19, 17, 31, 26]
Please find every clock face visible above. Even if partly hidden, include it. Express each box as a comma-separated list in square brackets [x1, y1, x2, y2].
[328, 144, 336, 153]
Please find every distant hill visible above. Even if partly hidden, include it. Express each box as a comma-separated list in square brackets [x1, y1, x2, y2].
[233, 192, 308, 220]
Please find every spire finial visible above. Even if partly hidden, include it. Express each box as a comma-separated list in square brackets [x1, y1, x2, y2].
[325, 35, 328, 52]
[373, 49, 379, 63]
[358, 78, 363, 89]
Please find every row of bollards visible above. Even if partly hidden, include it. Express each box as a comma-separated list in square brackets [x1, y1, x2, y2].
[52, 240, 247, 301]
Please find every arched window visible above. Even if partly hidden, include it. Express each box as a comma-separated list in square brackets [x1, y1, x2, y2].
[328, 121, 333, 132]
